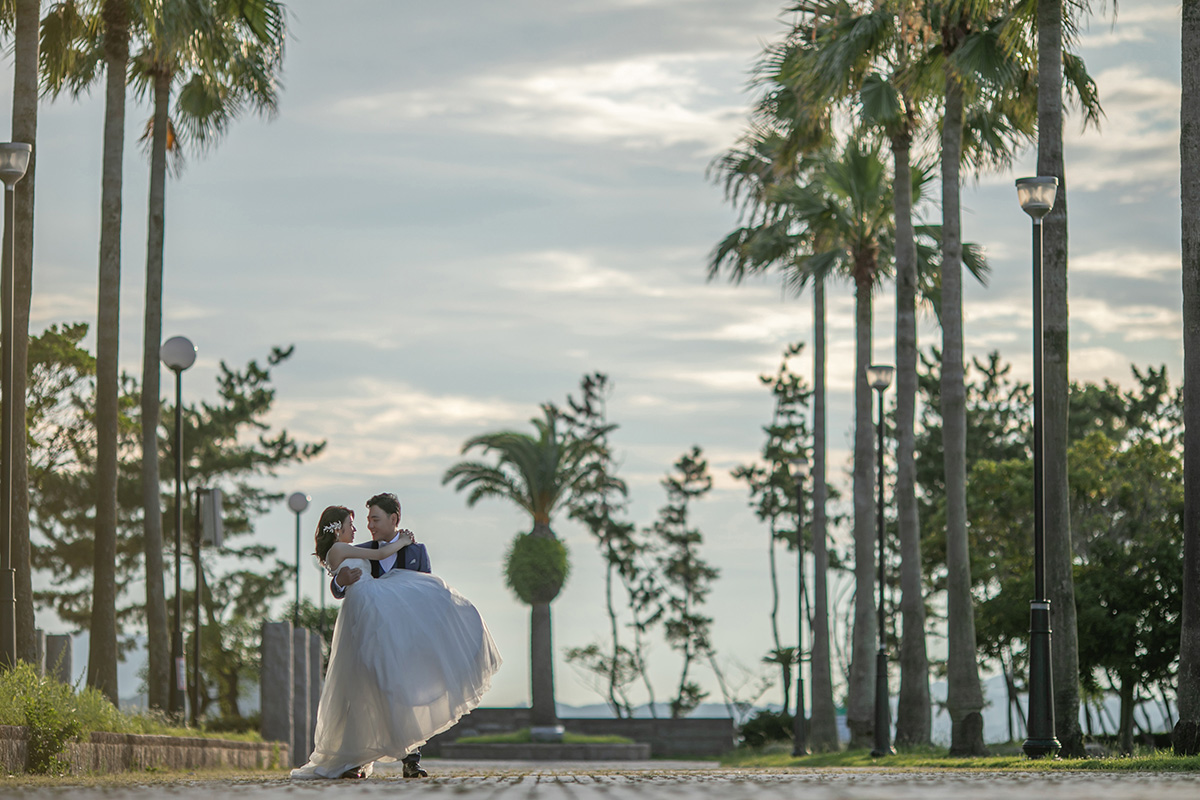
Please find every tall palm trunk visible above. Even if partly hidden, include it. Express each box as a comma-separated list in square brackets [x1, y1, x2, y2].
[529, 520, 558, 728]
[891, 130, 931, 747]
[1176, 0, 1200, 758]
[88, 0, 129, 703]
[941, 63, 987, 757]
[809, 276, 839, 750]
[846, 272, 876, 749]
[141, 70, 172, 711]
[11, 0, 40, 664]
[1037, 0, 1082, 757]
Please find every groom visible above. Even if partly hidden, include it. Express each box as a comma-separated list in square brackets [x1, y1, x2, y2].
[329, 491, 432, 778]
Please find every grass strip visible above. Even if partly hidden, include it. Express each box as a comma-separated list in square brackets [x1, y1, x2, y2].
[721, 746, 1200, 772]
[456, 727, 634, 745]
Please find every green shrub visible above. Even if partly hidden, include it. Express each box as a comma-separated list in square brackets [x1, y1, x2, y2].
[739, 709, 794, 749]
[0, 662, 83, 774]
[504, 533, 570, 604]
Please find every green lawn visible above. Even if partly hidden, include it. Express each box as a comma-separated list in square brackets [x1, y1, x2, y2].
[455, 728, 634, 745]
[721, 744, 1200, 772]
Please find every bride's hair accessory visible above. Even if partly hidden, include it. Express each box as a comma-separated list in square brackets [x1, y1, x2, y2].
[314, 505, 354, 564]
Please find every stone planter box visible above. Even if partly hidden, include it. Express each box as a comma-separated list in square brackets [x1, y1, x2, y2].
[441, 742, 652, 760]
[0, 725, 288, 775]
[423, 709, 736, 758]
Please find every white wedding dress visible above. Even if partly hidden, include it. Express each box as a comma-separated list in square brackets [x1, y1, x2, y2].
[290, 559, 502, 779]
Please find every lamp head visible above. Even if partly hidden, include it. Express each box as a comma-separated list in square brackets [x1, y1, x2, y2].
[160, 336, 196, 371]
[866, 364, 894, 392]
[287, 492, 311, 514]
[789, 455, 810, 482]
[0, 143, 31, 189]
[1015, 176, 1058, 220]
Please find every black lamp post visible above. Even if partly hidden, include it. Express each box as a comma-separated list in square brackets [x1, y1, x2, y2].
[0, 142, 30, 669]
[1016, 176, 1061, 759]
[288, 492, 310, 627]
[161, 335, 196, 717]
[790, 455, 811, 757]
[867, 363, 895, 758]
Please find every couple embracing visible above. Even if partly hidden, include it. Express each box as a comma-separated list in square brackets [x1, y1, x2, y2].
[291, 492, 502, 780]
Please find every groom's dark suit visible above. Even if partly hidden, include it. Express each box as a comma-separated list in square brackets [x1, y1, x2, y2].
[328, 535, 433, 773]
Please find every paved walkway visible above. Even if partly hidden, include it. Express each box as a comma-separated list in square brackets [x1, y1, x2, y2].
[7, 760, 1200, 799]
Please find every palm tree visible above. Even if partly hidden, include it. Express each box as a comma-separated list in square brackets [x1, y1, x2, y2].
[709, 132, 840, 750]
[41, 0, 151, 704]
[798, 1, 938, 744]
[711, 138, 902, 749]
[1029, 0, 1102, 757]
[7, 0, 42, 664]
[54, 0, 131, 704]
[1177, 0, 1200, 758]
[930, 0, 1041, 754]
[443, 406, 600, 732]
[40, 0, 135, 701]
[131, 0, 285, 711]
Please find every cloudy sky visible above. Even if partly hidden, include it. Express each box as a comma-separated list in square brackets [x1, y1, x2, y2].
[9, 0, 1185, 716]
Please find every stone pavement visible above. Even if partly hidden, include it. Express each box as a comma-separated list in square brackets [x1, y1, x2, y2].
[6, 759, 1200, 799]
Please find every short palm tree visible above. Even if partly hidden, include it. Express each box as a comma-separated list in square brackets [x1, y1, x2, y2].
[443, 405, 601, 732]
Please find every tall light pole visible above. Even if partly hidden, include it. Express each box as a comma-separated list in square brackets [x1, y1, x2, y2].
[161, 335, 196, 717]
[288, 492, 310, 627]
[867, 363, 895, 758]
[0, 143, 30, 669]
[1016, 176, 1061, 759]
[790, 455, 811, 757]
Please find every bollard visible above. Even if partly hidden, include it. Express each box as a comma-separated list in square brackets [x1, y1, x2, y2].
[33, 629, 45, 677]
[308, 630, 322, 754]
[45, 634, 72, 684]
[260, 621, 293, 751]
[293, 627, 311, 767]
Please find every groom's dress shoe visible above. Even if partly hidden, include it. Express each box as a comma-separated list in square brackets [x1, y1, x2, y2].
[402, 762, 428, 778]
[338, 767, 367, 779]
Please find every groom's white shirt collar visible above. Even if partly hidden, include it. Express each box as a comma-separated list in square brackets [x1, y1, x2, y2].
[378, 530, 403, 573]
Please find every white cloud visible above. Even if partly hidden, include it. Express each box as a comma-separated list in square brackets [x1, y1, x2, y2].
[1077, 5, 1180, 48]
[1070, 249, 1179, 279]
[1066, 66, 1179, 192]
[325, 53, 750, 153]
[1070, 296, 1181, 343]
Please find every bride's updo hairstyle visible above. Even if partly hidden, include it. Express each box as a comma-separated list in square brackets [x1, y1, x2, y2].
[314, 505, 353, 564]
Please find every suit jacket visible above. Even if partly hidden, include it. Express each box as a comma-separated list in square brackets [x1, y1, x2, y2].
[329, 539, 432, 600]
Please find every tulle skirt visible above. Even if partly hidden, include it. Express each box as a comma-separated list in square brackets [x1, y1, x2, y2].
[290, 562, 501, 779]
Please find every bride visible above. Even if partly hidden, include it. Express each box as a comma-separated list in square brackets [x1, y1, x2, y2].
[291, 505, 502, 779]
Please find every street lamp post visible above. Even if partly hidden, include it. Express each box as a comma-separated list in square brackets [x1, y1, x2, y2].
[867, 364, 895, 758]
[288, 492, 310, 627]
[0, 143, 30, 669]
[790, 455, 811, 757]
[1016, 176, 1061, 759]
[161, 335, 196, 718]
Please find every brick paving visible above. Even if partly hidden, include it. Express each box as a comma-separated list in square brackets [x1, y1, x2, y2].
[6, 760, 1200, 799]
